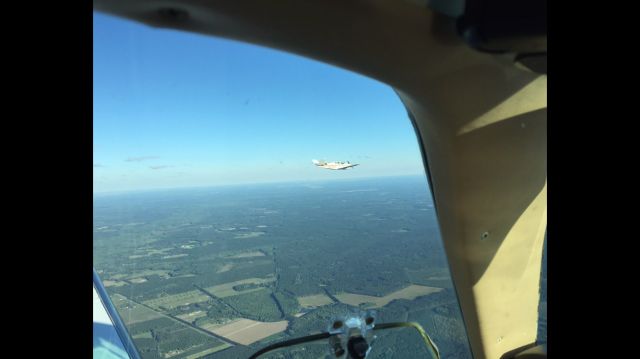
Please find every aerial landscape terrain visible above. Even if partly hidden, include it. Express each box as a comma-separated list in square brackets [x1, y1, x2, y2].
[94, 175, 545, 358]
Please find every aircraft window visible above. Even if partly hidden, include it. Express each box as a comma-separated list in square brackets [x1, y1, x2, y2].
[93, 11, 473, 359]
[537, 235, 547, 345]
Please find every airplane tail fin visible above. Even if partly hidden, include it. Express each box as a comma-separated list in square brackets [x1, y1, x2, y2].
[312, 159, 324, 166]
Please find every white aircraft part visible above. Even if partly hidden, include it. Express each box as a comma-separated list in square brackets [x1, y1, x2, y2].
[94, 286, 130, 359]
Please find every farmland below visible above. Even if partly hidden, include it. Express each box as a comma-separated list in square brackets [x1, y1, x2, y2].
[94, 176, 477, 358]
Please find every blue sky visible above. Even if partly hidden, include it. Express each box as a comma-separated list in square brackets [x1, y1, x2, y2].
[93, 12, 425, 193]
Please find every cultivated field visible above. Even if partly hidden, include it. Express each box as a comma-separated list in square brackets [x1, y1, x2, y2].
[207, 318, 289, 345]
[176, 310, 208, 322]
[226, 251, 266, 259]
[205, 277, 275, 298]
[335, 285, 443, 308]
[113, 294, 233, 358]
[183, 344, 232, 359]
[126, 269, 171, 280]
[111, 294, 163, 324]
[132, 331, 153, 339]
[234, 232, 265, 239]
[216, 263, 234, 273]
[103, 280, 128, 287]
[235, 231, 266, 239]
[297, 294, 334, 308]
[163, 254, 189, 259]
[142, 290, 210, 310]
[196, 318, 237, 333]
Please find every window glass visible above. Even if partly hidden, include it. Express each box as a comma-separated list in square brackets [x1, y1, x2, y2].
[537, 235, 547, 344]
[94, 12, 473, 359]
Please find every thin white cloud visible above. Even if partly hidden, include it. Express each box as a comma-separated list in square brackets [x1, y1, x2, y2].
[125, 156, 160, 162]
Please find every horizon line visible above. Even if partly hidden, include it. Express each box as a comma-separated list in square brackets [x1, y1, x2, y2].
[93, 173, 427, 196]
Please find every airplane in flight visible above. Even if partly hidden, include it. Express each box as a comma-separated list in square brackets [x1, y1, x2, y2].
[312, 159, 359, 170]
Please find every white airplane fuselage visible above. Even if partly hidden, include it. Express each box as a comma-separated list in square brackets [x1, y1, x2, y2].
[312, 159, 359, 170]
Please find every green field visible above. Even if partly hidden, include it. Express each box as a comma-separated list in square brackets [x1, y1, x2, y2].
[112, 294, 163, 324]
[132, 331, 153, 339]
[176, 310, 208, 323]
[143, 290, 211, 310]
[103, 280, 128, 287]
[126, 269, 171, 280]
[225, 251, 266, 259]
[297, 294, 334, 308]
[205, 277, 275, 298]
[234, 231, 266, 239]
[183, 343, 232, 359]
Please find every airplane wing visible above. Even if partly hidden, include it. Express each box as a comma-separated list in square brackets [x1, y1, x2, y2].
[336, 163, 359, 170]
